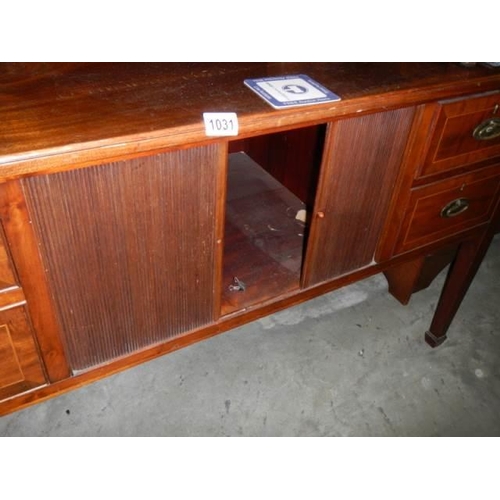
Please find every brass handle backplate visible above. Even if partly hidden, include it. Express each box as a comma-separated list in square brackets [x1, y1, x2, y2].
[440, 198, 470, 218]
[472, 118, 500, 141]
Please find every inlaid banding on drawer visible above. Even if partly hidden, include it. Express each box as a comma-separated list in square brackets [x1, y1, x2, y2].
[396, 167, 500, 254]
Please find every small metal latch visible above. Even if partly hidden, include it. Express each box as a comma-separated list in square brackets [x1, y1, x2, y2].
[228, 277, 246, 292]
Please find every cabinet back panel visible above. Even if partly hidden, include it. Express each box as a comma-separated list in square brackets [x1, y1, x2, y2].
[23, 146, 221, 371]
[229, 125, 326, 207]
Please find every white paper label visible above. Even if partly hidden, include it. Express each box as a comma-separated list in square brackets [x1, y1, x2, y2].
[203, 112, 239, 136]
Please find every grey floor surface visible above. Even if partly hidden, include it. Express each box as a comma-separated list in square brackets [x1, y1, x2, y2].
[1, 235, 499, 436]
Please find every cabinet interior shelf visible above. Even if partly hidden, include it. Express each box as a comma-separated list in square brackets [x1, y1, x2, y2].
[221, 152, 307, 315]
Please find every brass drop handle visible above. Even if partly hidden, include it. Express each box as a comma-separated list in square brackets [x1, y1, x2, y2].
[472, 117, 500, 141]
[440, 198, 470, 218]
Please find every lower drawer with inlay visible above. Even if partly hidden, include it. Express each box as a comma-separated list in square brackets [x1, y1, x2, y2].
[394, 165, 500, 255]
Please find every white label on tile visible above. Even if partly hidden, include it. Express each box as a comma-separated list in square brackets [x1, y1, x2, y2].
[203, 112, 239, 136]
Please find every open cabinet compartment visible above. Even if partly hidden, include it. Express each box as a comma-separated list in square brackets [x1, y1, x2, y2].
[221, 124, 326, 316]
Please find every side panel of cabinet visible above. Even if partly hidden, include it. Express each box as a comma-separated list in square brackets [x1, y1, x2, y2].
[22, 145, 226, 371]
[0, 181, 71, 382]
[303, 107, 416, 287]
[0, 304, 46, 400]
[0, 225, 17, 288]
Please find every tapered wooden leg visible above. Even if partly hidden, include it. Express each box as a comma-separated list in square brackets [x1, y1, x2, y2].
[425, 229, 494, 347]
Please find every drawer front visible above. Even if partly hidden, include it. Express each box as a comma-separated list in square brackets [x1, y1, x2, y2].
[419, 93, 500, 178]
[395, 167, 500, 254]
[0, 304, 46, 401]
[0, 225, 17, 289]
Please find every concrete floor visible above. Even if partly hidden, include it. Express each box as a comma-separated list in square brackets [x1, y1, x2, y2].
[1, 235, 499, 436]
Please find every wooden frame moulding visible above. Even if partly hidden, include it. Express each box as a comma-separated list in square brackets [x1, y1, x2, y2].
[0, 181, 71, 383]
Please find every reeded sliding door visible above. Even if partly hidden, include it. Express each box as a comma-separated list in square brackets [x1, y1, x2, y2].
[303, 108, 416, 286]
[22, 144, 226, 371]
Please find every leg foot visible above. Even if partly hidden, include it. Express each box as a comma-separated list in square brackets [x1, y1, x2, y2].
[425, 330, 447, 348]
[424, 227, 496, 347]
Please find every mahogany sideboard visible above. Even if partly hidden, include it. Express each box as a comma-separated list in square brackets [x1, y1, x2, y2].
[1, 63, 499, 416]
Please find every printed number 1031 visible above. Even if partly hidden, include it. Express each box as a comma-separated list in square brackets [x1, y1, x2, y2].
[209, 118, 234, 131]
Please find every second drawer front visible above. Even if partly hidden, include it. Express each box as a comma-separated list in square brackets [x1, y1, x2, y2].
[395, 168, 500, 254]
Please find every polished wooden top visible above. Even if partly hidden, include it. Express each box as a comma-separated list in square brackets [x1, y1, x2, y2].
[1, 63, 499, 179]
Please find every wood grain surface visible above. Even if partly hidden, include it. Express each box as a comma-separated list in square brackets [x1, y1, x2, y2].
[418, 92, 500, 178]
[0, 304, 46, 400]
[394, 164, 500, 254]
[1, 63, 500, 179]
[0, 181, 71, 382]
[1, 63, 500, 414]
[0, 225, 17, 288]
[221, 153, 305, 315]
[229, 125, 325, 206]
[303, 107, 416, 286]
[22, 145, 223, 370]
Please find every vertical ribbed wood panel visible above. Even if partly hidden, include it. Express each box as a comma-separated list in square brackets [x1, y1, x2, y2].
[303, 107, 416, 286]
[23, 146, 221, 371]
